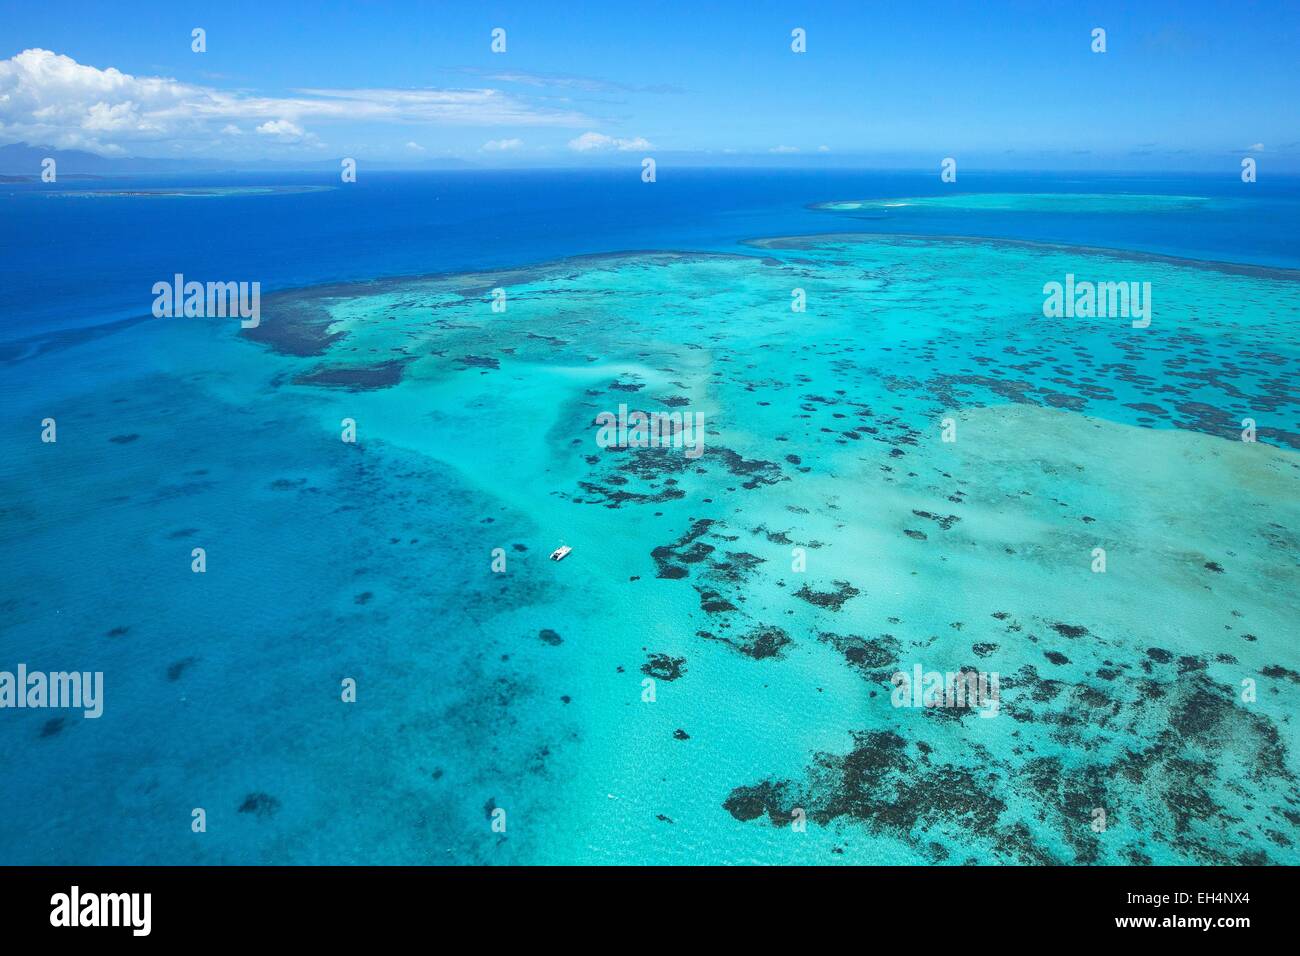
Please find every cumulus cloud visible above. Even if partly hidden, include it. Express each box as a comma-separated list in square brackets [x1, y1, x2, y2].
[482, 137, 523, 151]
[769, 145, 800, 154]
[256, 119, 305, 140]
[1245, 142, 1264, 151]
[0, 48, 590, 154]
[405, 141, 427, 152]
[567, 131, 652, 152]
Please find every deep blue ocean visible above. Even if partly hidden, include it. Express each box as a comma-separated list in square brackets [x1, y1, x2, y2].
[3, 169, 1298, 347]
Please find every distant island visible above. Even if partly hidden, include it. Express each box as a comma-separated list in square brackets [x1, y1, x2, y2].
[41, 185, 336, 198]
[0, 173, 106, 183]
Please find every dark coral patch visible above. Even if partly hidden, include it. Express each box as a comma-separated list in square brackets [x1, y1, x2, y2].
[699, 625, 792, 660]
[641, 654, 686, 681]
[723, 730, 1017, 854]
[1262, 665, 1300, 684]
[911, 509, 961, 530]
[794, 580, 861, 611]
[293, 359, 409, 390]
[241, 299, 344, 356]
[820, 632, 900, 673]
[166, 657, 199, 682]
[707, 448, 786, 489]
[238, 793, 281, 818]
[1050, 622, 1089, 639]
[650, 519, 716, 578]
[695, 586, 737, 614]
[722, 781, 792, 823]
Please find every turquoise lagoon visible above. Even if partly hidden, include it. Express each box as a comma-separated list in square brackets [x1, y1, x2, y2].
[813, 192, 1215, 213]
[0, 182, 1297, 865]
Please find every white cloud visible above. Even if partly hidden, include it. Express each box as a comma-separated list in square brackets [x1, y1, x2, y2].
[567, 131, 652, 152]
[0, 48, 591, 155]
[769, 145, 800, 154]
[406, 141, 426, 152]
[817, 144, 830, 152]
[482, 137, 523, 151]
[1246, 142, 1264, 151]
[292, 87, 590, 126]
[467, 69, 685, 96]
[256, 119, 305, 139]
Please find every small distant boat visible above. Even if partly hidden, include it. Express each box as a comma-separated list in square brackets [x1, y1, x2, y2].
[549, 544, 572, 562]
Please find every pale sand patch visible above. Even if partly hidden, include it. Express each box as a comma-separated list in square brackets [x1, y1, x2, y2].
[937, 403, 1297, 662]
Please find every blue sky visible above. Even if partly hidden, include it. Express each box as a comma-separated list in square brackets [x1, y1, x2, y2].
[1, 0, 1296, 169]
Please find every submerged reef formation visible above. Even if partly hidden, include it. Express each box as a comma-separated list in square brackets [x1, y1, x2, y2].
[226, 234, 1298, 863]
[5, 229, 1293, 865]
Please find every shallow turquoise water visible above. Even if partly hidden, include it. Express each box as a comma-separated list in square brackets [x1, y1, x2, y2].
[815, 193, 1215, 213]
[1, 190, 1297, 864]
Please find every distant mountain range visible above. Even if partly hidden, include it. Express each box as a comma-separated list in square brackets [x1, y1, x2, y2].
[0, 142, 474, 176]
[0, 143, 207, 175]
